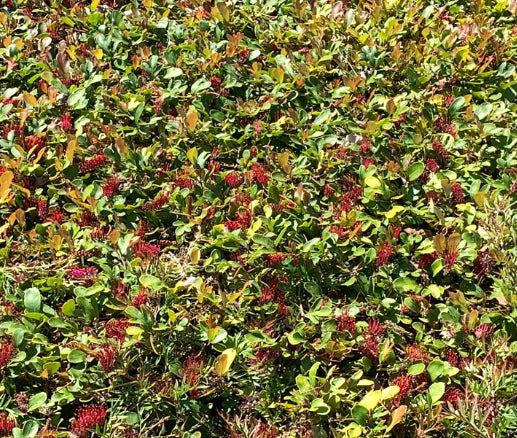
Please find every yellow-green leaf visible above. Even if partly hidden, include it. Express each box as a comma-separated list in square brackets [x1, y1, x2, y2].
[381, 385, 400, 400]
[214, 348, 237, 376]
[359, 390, 382, 411]
[381, 205, 404, 219]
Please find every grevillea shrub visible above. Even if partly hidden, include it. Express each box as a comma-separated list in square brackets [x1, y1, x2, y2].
[1, 1, 517, 437]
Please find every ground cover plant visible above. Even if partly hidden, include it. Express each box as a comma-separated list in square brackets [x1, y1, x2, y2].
[1, 0, 517, 436]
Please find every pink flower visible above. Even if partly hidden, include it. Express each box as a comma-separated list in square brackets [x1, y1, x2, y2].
[0, 413, 15, 436]
[67, 267, 98, 279]
[61, 114, 73, 131]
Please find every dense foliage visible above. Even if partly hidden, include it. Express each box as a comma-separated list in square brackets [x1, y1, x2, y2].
[1, 0, 517, 437]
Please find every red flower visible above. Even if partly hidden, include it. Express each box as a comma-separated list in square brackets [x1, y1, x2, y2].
[390, 225, 401, 240]
[376, 242, 393, 268]
[132, 291, 149, 308]
[405, 344, 430, 362]
[97, 344, 116, 372]
[0, 342, 14, 368]
[362, 334, 379, 363]
[391, 374, 413, 406]
[474, 323, 494, 339]
[224, 210, 251, 231]
[336, 313, 356, 334]
[71, 405, 107, 438]
[225, 172, 244, 188]
[259, 277, 289, 316]
[443, 249, 458, 270]
[24, 134, 46, 155]
[432, 140, 449, 160]
[426, 158, 439, 173]
[105, 319, 132, 343]
[418, 251, 439, 269]
[142, 194, 169, 211]
[103, 175, 122, 197]
[67, 267, 98, 279]
[473, 251, 494, 279]
[444, 350, 459, 367]
[266, 253, 287, 266]
[210, 76, 222, 90]
[0, 413, 15, 436]
[61, 114, 73, 132]
[443, 386, 463, 408]
[367, 319, 385, 336]
[79, 154, 109, 174]
[451, 182, 465, 202]
[249, 163, 270, 186]
[132, 241, 160, 259]
[175, 176, 195, 189]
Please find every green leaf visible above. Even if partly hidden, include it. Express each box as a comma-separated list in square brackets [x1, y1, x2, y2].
[428, 382, 445, 404]
[351, 405, 369, 425]
[67, 88, 86, 108]
[407, 162, 425, 181]
[408, 362, 426, 375]
[61, 299, 76, 316]
[68, 349, 86, 364]
[427, 359, 445, 381]
[139, 274, 164, 290]
[309, 398, 330, 415]
[448, 96, 465, 118]
[474, 102, 493, 121]
[28, 392, 47, 412]
[24, 288, 41, 312]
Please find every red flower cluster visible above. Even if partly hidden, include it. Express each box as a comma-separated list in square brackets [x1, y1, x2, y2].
[340, 186, 363, 214]
[79, 154, 109, 174]
[224, 210, 251, 231]
[444, 350, 459, 367]
[44, 208, 66, 224]
[336, 313, 356, 334]
[132, 241, 160, 259]
[432, 140, 449, 160]
[224, 172, 244, 188]
[391, 374, 413, 406]
[434, 116, 456, 136]
[175, 176, 195, 189]
[71, 405, 107, 438]
[132, 291, 149, 308]
[210, 76, 222, 90]
[405, 344, 430, 362]
[418, 251, 439, 269]
[24, 135, 46, 154]
[443, 249, 458, 271]
[451, 182, 465, 202]
[0, 342, 14, 368]
[367, 319, 385, 336]
[97, 344, 116, 372]
[61, 114, 73, 131]
[426, 158, 439, 173]
[0, 413, 15, 436]
[474, 323, 494, 339]
[473, 251, 494, 279]
[249, 163, 270, 186]
[105, 319, 132, 343]
[183, 354, 205, 398]
[443, 386, 463, 408]
[376, 242, 393, 268]
[103, 175, 122, 197]
[260, 277, 289, 316]
[67, 267, 98, 279]
[266, 253, 287, 266]
[142, 194, 169, 211]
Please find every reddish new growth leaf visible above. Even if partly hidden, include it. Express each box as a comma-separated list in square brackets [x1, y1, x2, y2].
[376, 242, 393, 268]
[61, 113, 73, 131]
[105, 319, 132, 343]
[0, 413, 15, 436]
[97, 344, 117, 372]
[103, 175, 122, 197]
[225, 172, 244, 188]
[142, 194, 169, 211]
[0, 342, 14, 368]
[67, 267, 98, 279]
[71, 405, 107, 438]
[79, 154, 109, 174]
[249, 163, 270, 186]
[451, 182, 465, 202]
[132, 241, 161, 259]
